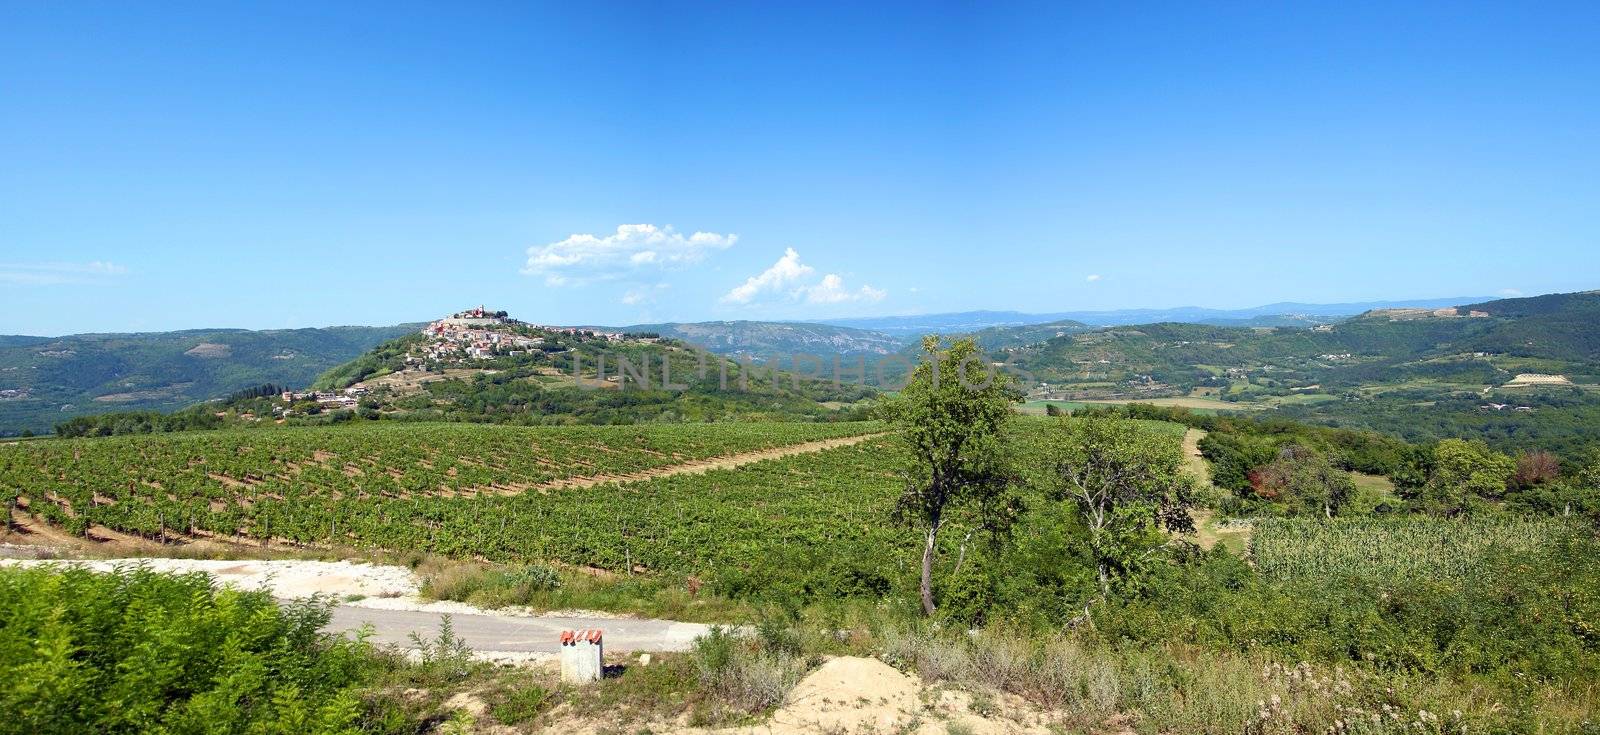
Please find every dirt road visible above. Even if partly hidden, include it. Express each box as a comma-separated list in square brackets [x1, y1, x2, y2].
[524, 431, 886, 492]
[323, 605, 711, 657]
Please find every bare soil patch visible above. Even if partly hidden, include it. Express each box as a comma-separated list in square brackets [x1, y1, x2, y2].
[511, 433, 886, 494]
[184, 342, 232, 358]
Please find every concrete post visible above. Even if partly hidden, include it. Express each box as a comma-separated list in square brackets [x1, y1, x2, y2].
[560, 629, 603, 683]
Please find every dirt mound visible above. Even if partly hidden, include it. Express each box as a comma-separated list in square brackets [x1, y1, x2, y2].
[761, 656, 1057, 734]
[767, 656, 925, 733]
[578, 656, 1059, 735]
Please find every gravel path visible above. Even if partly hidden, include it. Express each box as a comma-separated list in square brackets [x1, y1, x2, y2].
[2, 556, 713, 659]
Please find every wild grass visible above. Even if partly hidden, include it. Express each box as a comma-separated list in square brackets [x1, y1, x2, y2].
[691, 626, 811, 716]
[876, 625, 1596, 734]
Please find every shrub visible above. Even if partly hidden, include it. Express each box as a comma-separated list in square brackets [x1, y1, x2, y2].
[0, 564, 373, 735]
[405, 615, 476, 686]
[490, 684, 552, 725]
[690, 627, 806, 715]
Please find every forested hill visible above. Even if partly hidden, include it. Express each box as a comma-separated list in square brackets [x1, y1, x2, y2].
[1002, 290, 1600, 395]
[965, 319, 1092, 351]
[0, 325, 418, 435]
[1455, 290, 1600, 361]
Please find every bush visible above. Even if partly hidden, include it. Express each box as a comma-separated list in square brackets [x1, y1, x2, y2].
[690, 627, 806, 715]
[405, 615, 476, 686]
[419, 561, 562, 608]
[0, 564, 373, 735]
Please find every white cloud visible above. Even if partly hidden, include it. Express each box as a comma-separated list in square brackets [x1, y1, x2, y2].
[805, 273, 887, 304]
[523, 224, 736, 286]
[721, 248, 814, 303]
[1085, 274, 1102, 282]
[0, 261, 129, 285]
[621, 283, 670, 306]
[721, 248, 885, 306]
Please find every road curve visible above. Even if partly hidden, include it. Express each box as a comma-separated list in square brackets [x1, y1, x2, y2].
[323, 604, 714, 655]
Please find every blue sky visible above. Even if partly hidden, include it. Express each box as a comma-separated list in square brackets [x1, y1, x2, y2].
[3, 1, 1598, 335]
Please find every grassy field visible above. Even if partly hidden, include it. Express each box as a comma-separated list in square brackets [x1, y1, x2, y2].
[1259, 392, 1340, 406]
[1020, 396, 1254, 415]
[1348, 471, 1400, 513]
[1076, 396, 1252, 410]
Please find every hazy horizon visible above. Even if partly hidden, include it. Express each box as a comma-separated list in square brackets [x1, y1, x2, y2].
[0, 292, 1511, 338]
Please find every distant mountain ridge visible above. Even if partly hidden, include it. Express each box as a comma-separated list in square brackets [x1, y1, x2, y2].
[996, 290, 1600, 403]
[815, 296, 1489, 335]
[616, 320, 906, 357]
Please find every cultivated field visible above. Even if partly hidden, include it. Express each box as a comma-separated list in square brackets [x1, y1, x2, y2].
[0, 421, 881, 546]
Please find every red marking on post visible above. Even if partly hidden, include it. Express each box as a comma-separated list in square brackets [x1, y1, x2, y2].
[560, 630, 574, 645]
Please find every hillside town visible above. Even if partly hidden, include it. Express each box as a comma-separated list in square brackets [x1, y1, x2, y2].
[414, 306, 632, 365]
[239, 307, 668, 419]
[276, 386, 368, 412]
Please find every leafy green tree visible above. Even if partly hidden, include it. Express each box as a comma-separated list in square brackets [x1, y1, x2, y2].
[1417, 439, 1515, 515]
[879, 336, 1020, 616]
[1248, 445, 1355, 518]
[1046, 417, 1195, 608]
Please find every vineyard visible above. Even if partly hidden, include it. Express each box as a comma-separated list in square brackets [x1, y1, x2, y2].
[0, 421, 881, 544]
[3, 417, 1148, 600]
[13, 414, 1584, 604]
[298, 437, 911, 597]
[1250, 516, 1580, 584]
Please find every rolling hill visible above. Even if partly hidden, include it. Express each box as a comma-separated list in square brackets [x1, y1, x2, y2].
[1001, 291, 1600, 404]
[0, 325, 419, 435]
[282, 314, 878, 427]
[14, 290, 1598, 436]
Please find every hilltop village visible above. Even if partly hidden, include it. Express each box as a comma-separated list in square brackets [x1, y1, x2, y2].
[411, 305, 634, 364]
[255, 307, 658, 419]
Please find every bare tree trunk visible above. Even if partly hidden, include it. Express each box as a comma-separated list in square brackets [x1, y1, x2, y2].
[951, 530, 975, 578]
[1090, 518, 1111, 597]
[920, 522, 940, 616]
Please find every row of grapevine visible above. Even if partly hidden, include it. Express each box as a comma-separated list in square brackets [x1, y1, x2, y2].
[1250, 516, 1577, 584]
[0, 421, 881, 526]
[9, 429, 916, 598]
